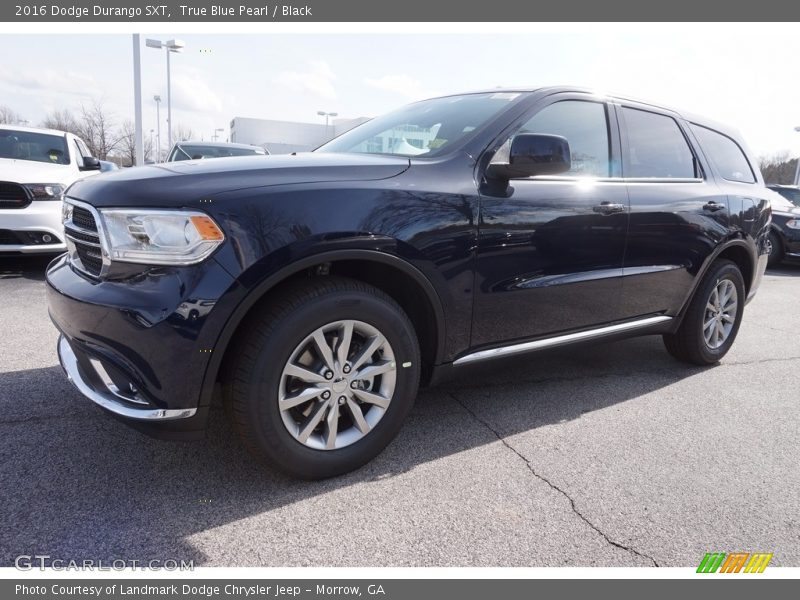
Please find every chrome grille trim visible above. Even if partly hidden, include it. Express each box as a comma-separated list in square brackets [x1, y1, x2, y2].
[63, 198, 111, 278]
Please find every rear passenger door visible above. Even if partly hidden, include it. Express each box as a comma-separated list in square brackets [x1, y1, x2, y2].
[617, 103, 729, 318]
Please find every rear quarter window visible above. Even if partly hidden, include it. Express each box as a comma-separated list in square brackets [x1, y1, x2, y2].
[691, 125, 755, 184]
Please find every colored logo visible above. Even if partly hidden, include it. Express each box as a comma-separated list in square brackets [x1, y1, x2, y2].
[697, 552, 773, 573]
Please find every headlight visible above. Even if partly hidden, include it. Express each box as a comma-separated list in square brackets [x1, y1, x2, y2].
[786, 219, 800, 230]
[24, 183, 64, 200]
[98, 209, 225, 265]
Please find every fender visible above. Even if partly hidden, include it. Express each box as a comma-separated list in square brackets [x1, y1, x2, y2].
[671, 236, 758, 330]
[197, 248, 447, 408]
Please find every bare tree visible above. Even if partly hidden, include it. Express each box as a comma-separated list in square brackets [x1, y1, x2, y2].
[173, 124, 194, 142]
[41, 109, 81, 135]
[75, 101, 123, 160]
[759, 152, 798, 185]
[115, 119, 153, 166]
[0, 105, 24, 125]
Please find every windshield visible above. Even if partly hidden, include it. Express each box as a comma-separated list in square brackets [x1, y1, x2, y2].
[316, 92, 525, 158]
[172, 144, 264, 160]
[771, 186, 800, 207]
[0, 129, 69, 164]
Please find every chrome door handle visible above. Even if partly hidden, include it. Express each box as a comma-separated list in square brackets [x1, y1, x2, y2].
[593, 202, 626, 215]
[703, 201, 726, 212]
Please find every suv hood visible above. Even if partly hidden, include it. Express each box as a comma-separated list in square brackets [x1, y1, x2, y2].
[66, 153, 410, 208]
[0, 157, 75, 185]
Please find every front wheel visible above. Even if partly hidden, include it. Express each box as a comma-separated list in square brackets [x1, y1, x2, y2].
[663, 259, 745, 365]
[226, 277, 421, 479]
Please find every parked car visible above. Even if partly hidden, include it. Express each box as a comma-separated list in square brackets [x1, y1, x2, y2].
[165, 140, 268, 162]
[47, 88, 771, 478]
[0, 125, 101, 253]
[764, 185, 800, 266]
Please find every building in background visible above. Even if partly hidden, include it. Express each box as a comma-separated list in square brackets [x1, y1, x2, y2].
[230, 116, 370, 154]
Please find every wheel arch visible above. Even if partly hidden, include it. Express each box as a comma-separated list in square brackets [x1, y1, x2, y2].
[674, 238, 756, 327]
[199, 249, 447, 407]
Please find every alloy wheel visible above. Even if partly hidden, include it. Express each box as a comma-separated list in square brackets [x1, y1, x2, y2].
[702, 279, 738, 349]
[278, 319, 397, 450]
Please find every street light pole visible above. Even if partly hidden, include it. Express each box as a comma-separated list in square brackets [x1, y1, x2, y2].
[132, 34, 144, 166]
[317, 110, 338, 140]
[154, 95, 161, 162]
[146, 38, 185, 155]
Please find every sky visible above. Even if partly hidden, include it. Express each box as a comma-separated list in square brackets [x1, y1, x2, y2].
[1, 28, 799, 159]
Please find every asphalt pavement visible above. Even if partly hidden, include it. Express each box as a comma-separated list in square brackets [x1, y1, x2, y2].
[0, 255, 798, 567]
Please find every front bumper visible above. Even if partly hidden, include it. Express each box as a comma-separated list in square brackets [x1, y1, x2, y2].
[47, 253, 237, 439]
[0, 200, 66, 253]
[58, 335, 197, 421]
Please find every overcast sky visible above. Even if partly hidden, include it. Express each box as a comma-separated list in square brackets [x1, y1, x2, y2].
[1, 30, 798, 158]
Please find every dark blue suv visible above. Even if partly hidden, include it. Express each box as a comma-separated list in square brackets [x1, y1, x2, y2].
[47, 88, 771, 478]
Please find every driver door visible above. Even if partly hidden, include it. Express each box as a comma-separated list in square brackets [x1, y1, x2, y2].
[472, 97, 630, 348]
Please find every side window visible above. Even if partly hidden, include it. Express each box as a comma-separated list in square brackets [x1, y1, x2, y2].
[508, 100, 611, 177]
[691, 125, 755, 184]
[621, 107, 698, 179]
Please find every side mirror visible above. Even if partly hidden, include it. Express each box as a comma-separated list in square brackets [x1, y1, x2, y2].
[80, 156, 101, 171]
[486, 133, 571, 181]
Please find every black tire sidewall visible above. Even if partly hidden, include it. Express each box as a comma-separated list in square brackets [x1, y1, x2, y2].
[690, 262, 746, 363]
[767, 231, 783, 267]
[240, 288, 420, 478]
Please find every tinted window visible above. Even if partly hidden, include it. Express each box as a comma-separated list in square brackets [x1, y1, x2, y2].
[692, 125, 755, 183]
[515, 100, 611, 177]
[622, 108, 697, 178]
[0, 129, 69, 164]
[318, 92, 523, 157]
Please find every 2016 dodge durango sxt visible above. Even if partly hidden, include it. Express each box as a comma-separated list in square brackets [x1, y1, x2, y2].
[47, 88, 771, 478]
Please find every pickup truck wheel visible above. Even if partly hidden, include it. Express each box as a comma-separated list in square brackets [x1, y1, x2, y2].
[766, 230, 783, 267]
[226, 277, 420, 479]
[662, 259, 745, 365]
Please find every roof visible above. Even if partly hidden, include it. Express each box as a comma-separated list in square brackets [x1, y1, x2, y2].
[429, 86, 744, 139]
[0, 123, 72, 137]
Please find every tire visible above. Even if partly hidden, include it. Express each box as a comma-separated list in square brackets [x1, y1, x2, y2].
[663, 259, 745, 366]
[766, 230, 784, 268]
[225, 276, 421, 479]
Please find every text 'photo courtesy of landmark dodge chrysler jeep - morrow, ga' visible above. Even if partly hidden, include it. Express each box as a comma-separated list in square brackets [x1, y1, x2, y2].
[47, 88, 771, 479]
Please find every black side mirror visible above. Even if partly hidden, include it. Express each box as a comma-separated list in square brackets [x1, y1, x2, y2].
[80, 156, 101, 171]
[486, 133, 571, 181]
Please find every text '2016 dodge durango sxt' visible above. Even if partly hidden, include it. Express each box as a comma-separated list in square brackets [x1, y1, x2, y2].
[47, 88, 771, 479]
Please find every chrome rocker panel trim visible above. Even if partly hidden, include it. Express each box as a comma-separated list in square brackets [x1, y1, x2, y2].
[453, 315, 673, 366]
[58, 335, 197, 421]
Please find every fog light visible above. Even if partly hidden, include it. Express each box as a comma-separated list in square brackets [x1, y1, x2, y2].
[42, 234, 52, 243]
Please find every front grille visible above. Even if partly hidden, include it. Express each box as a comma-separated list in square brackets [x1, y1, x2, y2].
[0, 182, 30, 209]
[72, 206, 97, 231]
[75, 244, 103, 275]
[65, 226, 100, 245]
[64, 201, 104, 277]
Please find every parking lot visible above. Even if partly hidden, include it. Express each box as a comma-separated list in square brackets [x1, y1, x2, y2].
[0, 255, 798, 568]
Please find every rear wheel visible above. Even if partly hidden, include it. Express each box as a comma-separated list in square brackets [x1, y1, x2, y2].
[226, 277, 420, 479]
[663, 259, 745, 365]
[766, 230, 784, 267]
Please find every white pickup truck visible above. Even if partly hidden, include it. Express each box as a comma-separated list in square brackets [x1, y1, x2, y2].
[0, 125, 101, 253]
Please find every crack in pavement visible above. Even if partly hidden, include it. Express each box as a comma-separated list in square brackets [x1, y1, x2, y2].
[448, 392, 660, 567]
